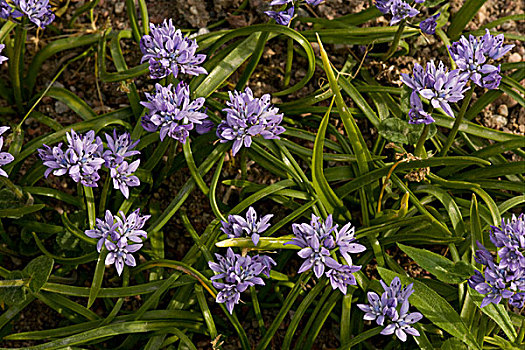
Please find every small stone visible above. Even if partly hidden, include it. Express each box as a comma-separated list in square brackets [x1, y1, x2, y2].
[497, 104, 508, 117]
[55, 101, 69, 114]
[493, 115, 508, 128]
[115, 2, 125, 15]
[508, 53, 522, 63]
[190, 6, 199, 15]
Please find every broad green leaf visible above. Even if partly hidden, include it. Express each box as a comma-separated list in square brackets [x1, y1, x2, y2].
[378, 267, 481, 350]
[397, 243, 474, 284]
[0, 271, 28, 306]
[23, 255, 54, 294]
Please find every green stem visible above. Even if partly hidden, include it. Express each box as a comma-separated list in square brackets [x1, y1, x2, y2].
[382, 20, 406, 61]
[517, 318, 525, 345]
[11, 23, 27, 113]
[83, 186, 96, 229]
[251, 286, 266, 336]
[414, 124, 430, 158]
[98, 173, 111, 217]
[440, 87, 474, 156]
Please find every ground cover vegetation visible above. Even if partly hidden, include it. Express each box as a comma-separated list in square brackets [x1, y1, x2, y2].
[0, 0, 524, 349]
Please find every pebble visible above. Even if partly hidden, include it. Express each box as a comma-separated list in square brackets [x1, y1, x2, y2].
[55, 101, 69, 114]
[497, 104, 509, 117]
[115, 2, 125, 15]
[508, 53, 522, 63]
[493, 114, 508, 128]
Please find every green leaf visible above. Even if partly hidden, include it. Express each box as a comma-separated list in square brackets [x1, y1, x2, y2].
[23, 256, 54, 294]
[0, 271, 28, 306]
[312, 98, 345, 215]
[378, 118, 409, 144]
[397, 243, 475, 284]
[87, 247, 108, 308]
[448, 0, 487, 39]
[378, 267, 481, 350]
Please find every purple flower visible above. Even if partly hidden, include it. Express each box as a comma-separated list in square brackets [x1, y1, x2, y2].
[85, 210, 119, 252]
[358, 278, 422, 342]
[0, 127, 14, 177]
[114, 208, 150, 248]
[221, 207, 273, 246]
[140, 19, 207, 79]
[141, 82, 209, 143]
[297, 235, 337, 278]
[84, 208, 149, 276]
[105, 240, 142, 276]
[419, 13, 440, 35]
[110, 160, 140, 199]
[0, 0, 54, 28]
[375, 0, 419, 25]
[490, 214, 525, 249]
[102, 130, 140, 168]
[449, 29, 514, 89]
[408, 91, 434, 124]
[217, 87, 285, 156]
[305, 0, 325, 5]
[419, 67, 469, 117]
[380, 300, 423, 342]
[39, 130, 105, 187]
[265, 6, 294, 26]
[509, 293, 525, 308]
[252, 254, 276, 278]
[357, 291, 396, 326]
[208, 248, 270, 314]
[269, 0, 291, 5]
[498, 245, 525, 272]
[287, 214, 365, 291]
[335, 221, 366, 265]
[381, 277, 414, 304]
[470, 260, 514, 307]
[287, 214, 337, 249]
[0, 44, 7, 65]
[214, 282, 241, 314]
[84, 209, 150, 260]
[325, 261, 360, 295]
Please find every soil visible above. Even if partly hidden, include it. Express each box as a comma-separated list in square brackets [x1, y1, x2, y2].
[0, 0, 523, 349]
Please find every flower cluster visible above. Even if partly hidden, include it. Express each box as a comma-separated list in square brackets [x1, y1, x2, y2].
[265, 0, 325, 26]
[209, 248, 276, 313]
[140, 82, 212, 143]
[401, 60, 469, 121]
[286, 215, 365, 294]
[140, 19, 207, 79]
[0, 126, 14, 177]
[375, 0, 419, 26]
[449, 29, 514, 90]
[357, 277, 423, 342]
[85, 209, 150, 275]
[38, 129, 141, 198]
[102, 131, 141, 199]
[468, 214, 525, 308]
[221, 207, 273, 246]
[0, 43, 7, 65]
[216, 87, 285, 156]
[0, 0, 55, 28]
